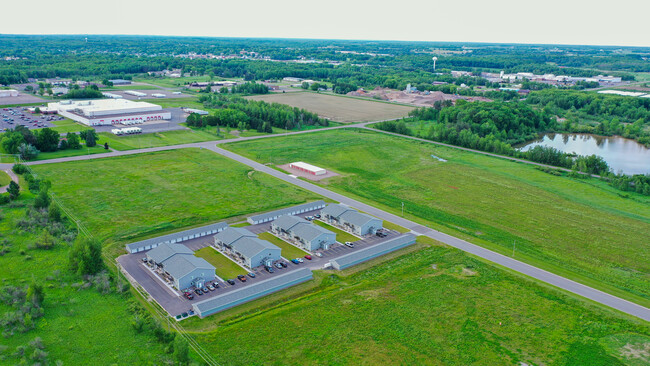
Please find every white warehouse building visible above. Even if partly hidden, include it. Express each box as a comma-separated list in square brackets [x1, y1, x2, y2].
[47, 99, 171, 126]
[0, 89, 19, 98]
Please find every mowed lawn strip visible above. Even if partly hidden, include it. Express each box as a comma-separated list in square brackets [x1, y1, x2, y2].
[98, 128, 231, 151]
[258, 232, 308, 259]
[246, 92, 414, 123]
[224, 129, 650, 304]
[313, 220, 360, 243]
[194, 247, 247, 280]
[31, 148, 323, 257]
[0, 170, 12, 186]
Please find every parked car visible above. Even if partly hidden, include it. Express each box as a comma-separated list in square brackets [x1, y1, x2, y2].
[265, 266, 275, 273]
[207, 284, 215, 291]
[184, 292, 194, 300]
[194, 289, 203, 295]
[212, 282, 220, 288]
[345, 242, 354, 248]
[247, 272, 256, 278]
[305, 216, 314, 221]
[315, 252, 323, 257]
[291, 258, 300, 264]
[201, 287, 209, 293]
[279, 262, 288, 268]
[227, 279, 236, 285]
[275, 262, 283, 269]
[237, 275, 247, 282]
[141, 257, 148, 263]
[297, 258, 304, 263]
[304, 255, 312, 260]
[314, 214, 321, 219]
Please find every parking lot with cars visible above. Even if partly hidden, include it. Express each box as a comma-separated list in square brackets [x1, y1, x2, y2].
[1, 107, 64, 131]
[118, 209, 407, 319]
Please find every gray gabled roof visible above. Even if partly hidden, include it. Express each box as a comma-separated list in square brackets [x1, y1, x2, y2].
[163, 254, 214, 279]
[147, 243, 193, 263]
[340, 210, 380, 228]
[126, 221, 228, 253]
[248, 200, 326, 223]
[320, 204, 353, 218]
[330, 234, 416, 270]
[272, 215, 305, 231]
[214, 227, 256, 246]
[231, 237, 280, 259]
[192, 268, 313, 316]
[291, 222, 333, 242]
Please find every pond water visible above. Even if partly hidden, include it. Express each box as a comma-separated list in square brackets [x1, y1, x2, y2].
[518, 133, 650, 175]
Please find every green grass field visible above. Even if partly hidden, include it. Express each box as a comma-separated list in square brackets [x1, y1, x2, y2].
[35, 145, 108, 160]
[313, 220, 360, 242]
[99, 128, 231, 151]
[224, 129, 650, 306]
[0, 200, 170, 365]
[0, 170, 11, 186]
[194, 247, 246, 279]
[187, 240, 650, 365]
[31, 148, 322, 258]
[45, 119, 87, 134]
[258, 232, 309, 259]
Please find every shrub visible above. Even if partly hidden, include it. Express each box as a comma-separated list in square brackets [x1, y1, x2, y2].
[12, 164, 27, 175]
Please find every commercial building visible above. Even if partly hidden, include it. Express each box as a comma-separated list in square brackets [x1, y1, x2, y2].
[146, 243, 216, 290]
[102, 92, 123, 99]
[289, 162, 326, 176]
[151, 93, 166, 98]
[271, 215, 336, 251]
[48, 99, 171, 126]
[329, 234, 416, 270]
[109, 79, 132, 85]
[321, 204, 383, 236]
[192, 268, 313, 317]
[125, 222, 228, 254]
[214, 227, 281, 268]
[0, 89, 19, 98]
[247, 201, 326, 225]
[125, 90, 147, 97]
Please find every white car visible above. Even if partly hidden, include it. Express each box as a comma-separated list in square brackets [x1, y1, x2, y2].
[315, 252, 323, 257]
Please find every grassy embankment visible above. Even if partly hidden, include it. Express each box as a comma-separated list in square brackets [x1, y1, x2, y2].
[0, 195, 171, 365]
[258, 232, 308, 259]
[224, 128, 650, 307]
[31, 148, 323, 258]
[184, 235, 650, 365]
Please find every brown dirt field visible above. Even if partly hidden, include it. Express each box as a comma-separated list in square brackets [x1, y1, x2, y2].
[246, 92, 414, 123]
[349, 87, 491, 107]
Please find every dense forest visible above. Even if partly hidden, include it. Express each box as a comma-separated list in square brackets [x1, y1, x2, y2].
[186, 94, 327, 132]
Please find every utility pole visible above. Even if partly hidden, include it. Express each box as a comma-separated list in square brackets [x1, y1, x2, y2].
[512, 240, 516, 257]
[401, 202, 404, 217]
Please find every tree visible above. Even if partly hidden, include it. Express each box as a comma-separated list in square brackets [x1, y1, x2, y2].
[26, 280, 45, 306]
[36, 128, 60, 152]
[18, 143, 40, 160]
[172, 336, 190, 365]
[80, 129, 98, 147]
[301, 82, 309, 89]
[59, 139, 69, 150]
[48, 204, 62, 222]
[34, 107, 42, 114]
[33, 188, 51, 209]
[69, 238, 104, 275]
[66, 132, 81, 149]
[7, 181, 19, 200]
[34, 230, 56, 249]
[102, 79, 113, 87]
[1, 130, 25, 154]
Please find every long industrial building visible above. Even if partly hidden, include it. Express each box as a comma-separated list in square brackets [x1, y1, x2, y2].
[48, 99, 171, 126]
[329, 234, 416, 270]
[247, 201, 326, 225]
[125, 222, 229, 254]
[0, 89, 19, 97]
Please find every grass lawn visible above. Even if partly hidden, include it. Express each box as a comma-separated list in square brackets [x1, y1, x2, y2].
[258, 232, 309, 259]
[35, 145, 108, 160]
[246, 92, 414, 123]
[0, 199, 172, 365]
[47, 119, 87, 134]
[31, 148, 322, 258]
[382, 220, 410, 233]
[186, 241, 650, 365]
[313, 220, 360, 242]
[194, 247, 247, 279]
[0, 170, 11, 186]
[224, 129, 650, 306]
[98, 128, 231, 151]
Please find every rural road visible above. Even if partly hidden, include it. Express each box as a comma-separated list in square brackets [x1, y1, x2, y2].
[12, 121, 648, 322]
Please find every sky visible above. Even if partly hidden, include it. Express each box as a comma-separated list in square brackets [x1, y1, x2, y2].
[2, 0, 649, 47]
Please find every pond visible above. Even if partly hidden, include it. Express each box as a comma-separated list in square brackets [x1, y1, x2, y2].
[518, 133, 650, 175]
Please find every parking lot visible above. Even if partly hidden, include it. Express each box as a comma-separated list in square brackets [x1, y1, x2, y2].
[117, 209, 406, 319]
[0, 94, 46, 106]
[1, 107, 64, 131]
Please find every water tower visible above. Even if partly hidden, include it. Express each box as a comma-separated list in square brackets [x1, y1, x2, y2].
[432, 57, 438, 72]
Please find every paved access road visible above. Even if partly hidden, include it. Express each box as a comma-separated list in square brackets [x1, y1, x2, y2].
[14, 120, 649, 322]
[207, 146, 650, 323]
